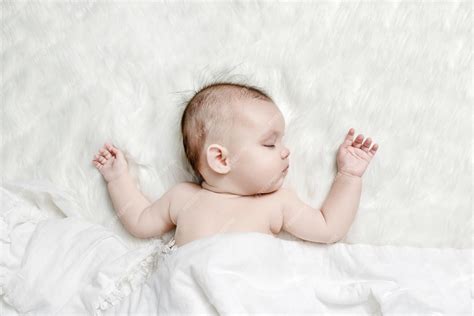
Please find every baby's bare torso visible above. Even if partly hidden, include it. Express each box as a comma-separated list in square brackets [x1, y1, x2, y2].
[170, 182, 284, 247]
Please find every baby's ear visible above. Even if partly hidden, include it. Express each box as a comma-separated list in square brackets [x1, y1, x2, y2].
[206, 144, 231, 174]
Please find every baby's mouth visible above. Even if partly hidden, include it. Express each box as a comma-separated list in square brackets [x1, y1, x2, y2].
[282, 165, 289, 173]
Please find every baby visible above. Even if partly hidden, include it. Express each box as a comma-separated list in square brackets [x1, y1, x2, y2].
[92, 83, 378, 247]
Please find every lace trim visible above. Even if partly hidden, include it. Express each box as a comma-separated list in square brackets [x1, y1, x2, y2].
[95, 237, 177, 313]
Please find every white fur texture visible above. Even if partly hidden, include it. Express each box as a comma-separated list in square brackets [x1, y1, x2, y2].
[1, 1, 471, 249]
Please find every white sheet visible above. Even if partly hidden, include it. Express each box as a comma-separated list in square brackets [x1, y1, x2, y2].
[1, 188, 471, 315]
[0, 187, 166, 314]
[107, 232, 471, 315]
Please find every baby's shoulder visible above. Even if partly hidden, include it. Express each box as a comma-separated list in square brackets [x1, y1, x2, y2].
[167, 181, 202, 223]
[168, 181, 201, 203]
[170, 181, 201, 194]
[269, 187, 301, 211]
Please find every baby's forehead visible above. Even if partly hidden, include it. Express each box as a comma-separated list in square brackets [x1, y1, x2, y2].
[232, 99, 285, 133]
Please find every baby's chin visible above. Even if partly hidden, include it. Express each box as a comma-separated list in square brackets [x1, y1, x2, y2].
[252, 174, 286, 195]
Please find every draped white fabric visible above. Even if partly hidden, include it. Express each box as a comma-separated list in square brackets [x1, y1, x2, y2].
[1, 192, 470, 315]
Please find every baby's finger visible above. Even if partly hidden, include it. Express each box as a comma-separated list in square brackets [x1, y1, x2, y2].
[108, 145, 123, 159]
[107, 144, 118, 156]
[352, 134, 364, 149]
[369, 143, 379, 155]
[342, 128, 355, 146]
[105, 143, 115, 150]
[99, 148, 112, 159]
[93, 154, 104, 162]
[92, 160, 103, 169]
[361, 137, 372, 152]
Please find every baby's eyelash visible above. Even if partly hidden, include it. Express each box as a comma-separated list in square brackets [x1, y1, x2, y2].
[263, 145, 275, 148]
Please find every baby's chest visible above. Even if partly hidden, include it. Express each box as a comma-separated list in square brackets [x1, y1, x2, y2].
[187, 205, 270, 230]
[176, 199, 276, 235]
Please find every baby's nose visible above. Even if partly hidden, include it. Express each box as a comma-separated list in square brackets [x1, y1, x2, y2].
[281, 148, 290, 159]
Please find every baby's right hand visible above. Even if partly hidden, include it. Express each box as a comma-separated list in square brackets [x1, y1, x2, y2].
[92, 143, 129, 183]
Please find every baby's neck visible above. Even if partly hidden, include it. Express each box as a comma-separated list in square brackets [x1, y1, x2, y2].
[200, 181, 242, 198]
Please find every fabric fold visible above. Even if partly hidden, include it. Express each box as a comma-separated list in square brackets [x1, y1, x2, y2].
[107, 232, 471, 315]
[0, 187, 169, 315]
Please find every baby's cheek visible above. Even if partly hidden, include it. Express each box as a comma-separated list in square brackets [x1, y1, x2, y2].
[255, 160, 279, 181]
[238, 150, 275, 176]
[247, 151, 270, 172]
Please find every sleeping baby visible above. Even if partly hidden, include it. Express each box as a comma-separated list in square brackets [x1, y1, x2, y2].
[92, 82, 378, 247]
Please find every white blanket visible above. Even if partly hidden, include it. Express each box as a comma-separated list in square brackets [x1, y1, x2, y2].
[2, 188, 470, 315]
[107, 232, 471, 315]
[0, 187, 166, 315]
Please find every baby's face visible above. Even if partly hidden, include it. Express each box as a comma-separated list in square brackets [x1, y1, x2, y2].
[228, 99, 290, 195]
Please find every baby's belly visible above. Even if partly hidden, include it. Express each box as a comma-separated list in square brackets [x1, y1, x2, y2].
[174, 216, 273, 247]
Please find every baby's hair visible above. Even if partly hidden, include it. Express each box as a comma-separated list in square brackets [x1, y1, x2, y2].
[180, 82, 273, 184]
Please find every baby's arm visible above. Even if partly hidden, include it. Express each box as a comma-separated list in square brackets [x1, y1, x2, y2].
[107, 172, 177, 238]
[320, 171, 362, 241]
[280, 172, 362, 244]
[279, 188, 335, 244]
[281, 127, 378, 243]
[93, 143, 178, 238]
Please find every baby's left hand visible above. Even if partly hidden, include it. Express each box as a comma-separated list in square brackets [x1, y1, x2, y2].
[336, 128, 379, 177]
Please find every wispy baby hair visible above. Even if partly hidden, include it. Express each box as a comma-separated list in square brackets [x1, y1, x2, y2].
[180, 81, 273, 183]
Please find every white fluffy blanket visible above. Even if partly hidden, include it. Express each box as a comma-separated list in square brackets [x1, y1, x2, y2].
[1, 188, 470, 315]
[2, 0, 471, 249]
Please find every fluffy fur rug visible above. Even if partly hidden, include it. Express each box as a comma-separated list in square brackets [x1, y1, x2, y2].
[1, 1, 471, 249]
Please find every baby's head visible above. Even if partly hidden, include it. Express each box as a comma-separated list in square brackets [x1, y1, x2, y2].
[181, 82, 290, 196]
